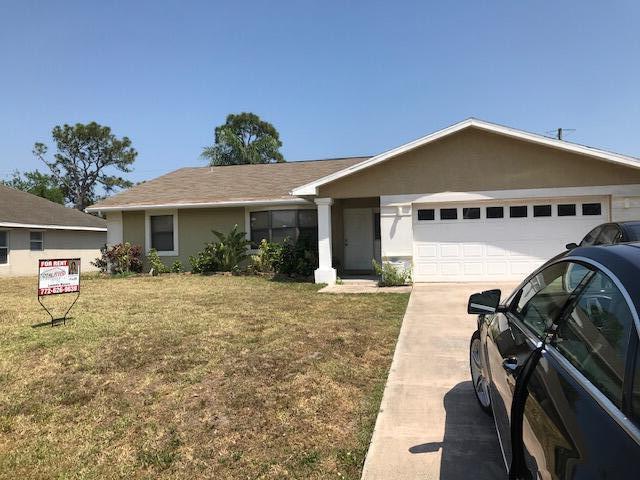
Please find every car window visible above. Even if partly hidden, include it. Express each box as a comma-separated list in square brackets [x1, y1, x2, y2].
[580, 226, 602, 246]
[514, 262, 591, 338]
[625, 224, 640, 241]
[554, 271, 634, 408]
[596, 224, 623, 245]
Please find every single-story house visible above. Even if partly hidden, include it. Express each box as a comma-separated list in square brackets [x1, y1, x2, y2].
[0, 184, 107, 276]
[86, 118, 640, 284]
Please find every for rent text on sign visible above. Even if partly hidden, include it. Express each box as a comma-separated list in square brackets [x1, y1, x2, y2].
[38, 259, 81, 296]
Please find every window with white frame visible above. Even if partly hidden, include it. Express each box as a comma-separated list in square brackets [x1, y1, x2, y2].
[30, 231, 44, 251]
[150, 215, 175, 252]
[0, 231, 7, 264]
[250, 210, 318, 248]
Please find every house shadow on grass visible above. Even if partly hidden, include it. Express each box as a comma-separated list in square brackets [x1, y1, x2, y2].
[408, 381, 506, 480]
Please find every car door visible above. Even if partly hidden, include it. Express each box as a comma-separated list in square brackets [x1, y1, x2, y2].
[484, 261, 588, 470]
[518, 265, 640, 479]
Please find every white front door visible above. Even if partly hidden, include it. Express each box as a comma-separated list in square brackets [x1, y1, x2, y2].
[344, 208, 374, 270]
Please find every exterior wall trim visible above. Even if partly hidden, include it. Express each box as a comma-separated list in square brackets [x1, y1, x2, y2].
[0, 222, 106, 232]
[291, 119, 640, 196]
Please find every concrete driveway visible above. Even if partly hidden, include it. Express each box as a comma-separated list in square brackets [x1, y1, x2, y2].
[362, 282, 520, 480]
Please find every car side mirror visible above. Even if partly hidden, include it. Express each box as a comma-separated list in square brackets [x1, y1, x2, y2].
[566, 242, 578, 250]
[468, 289, 502, 315]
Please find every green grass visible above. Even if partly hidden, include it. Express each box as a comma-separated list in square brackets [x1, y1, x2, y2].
[0, 274, 408, 479]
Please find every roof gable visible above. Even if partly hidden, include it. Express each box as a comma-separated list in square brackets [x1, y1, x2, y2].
[291, 118, 640, 196]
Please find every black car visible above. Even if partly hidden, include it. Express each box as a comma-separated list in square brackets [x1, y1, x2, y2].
[468, 243, 640, 479]
[566, 221, 640, 249]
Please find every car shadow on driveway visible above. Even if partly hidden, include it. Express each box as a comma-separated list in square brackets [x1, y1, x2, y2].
[408, 381, 506, 480]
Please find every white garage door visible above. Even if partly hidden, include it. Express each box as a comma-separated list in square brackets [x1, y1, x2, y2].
[412, 197, 608, 282]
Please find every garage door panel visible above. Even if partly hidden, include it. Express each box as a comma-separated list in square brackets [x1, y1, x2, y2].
[412, 197, 607, 282]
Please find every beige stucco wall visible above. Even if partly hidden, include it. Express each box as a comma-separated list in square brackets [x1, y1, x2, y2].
[0, 228, 106, 277]
[121, 208, 244, 270]
[318, 128, 640, 199]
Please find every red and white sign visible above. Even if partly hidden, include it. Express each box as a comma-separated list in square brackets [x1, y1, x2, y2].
[38, 259, 81, 296]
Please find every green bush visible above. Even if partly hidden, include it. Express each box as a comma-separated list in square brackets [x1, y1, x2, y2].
[251, 237, 317, 278]
[189, 224, 250, 274]
[372, 260, 412, 287]
[91, 242, 144, 274]
[147, 248, 169, 275]
[170, 260, 183, 273]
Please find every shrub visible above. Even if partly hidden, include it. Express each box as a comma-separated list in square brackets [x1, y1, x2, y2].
[251, 237, 317, 278]
[170, 260, 183, 273]
[372, 259, 412, 287]
[92, 242, 144, 274]
[250, 239, 283, 273]
[190, 224, 250, 274]
[147, 248, 169, 275]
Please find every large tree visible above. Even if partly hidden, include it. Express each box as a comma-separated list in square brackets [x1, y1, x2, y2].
[202, 112, 285, 166]
[1, 169, 65, 204]
[33, 122, 137, 210]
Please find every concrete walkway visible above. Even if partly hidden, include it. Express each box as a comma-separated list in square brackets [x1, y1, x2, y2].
[362, 282, 519, 480]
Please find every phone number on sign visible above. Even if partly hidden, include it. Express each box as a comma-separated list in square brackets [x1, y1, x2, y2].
[38, 285, 79, 295]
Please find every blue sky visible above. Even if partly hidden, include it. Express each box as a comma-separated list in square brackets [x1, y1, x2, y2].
[1, 1, 639, 184]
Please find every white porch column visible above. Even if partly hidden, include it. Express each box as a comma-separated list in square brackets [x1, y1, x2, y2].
[314, 197, 336, 285]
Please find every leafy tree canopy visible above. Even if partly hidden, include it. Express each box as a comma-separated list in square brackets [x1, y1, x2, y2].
[1, 169, 65, 204]
[34, 122, 137, 210]
[202, 112, 285, 166]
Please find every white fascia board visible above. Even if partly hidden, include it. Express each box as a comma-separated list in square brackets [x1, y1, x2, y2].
[0, 222, 107, 232]
[290, 118, 640, 196]
[85, 198, 311, 213]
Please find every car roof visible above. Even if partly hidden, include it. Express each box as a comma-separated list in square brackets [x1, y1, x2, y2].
[567, 243, 640, 313]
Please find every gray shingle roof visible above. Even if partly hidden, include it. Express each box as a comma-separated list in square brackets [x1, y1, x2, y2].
[88, 157, 369, 210]
[0, 184, 106, 229]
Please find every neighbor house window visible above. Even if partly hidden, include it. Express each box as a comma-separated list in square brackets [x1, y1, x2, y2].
[582, 203, 602, 216]
[417, 209, 435, 221]
[463, 207, 480, 219]
[533, 205, 552, 217]
[30, 231, 44, 251]
[0, 231, 7, 264]
[510, 206, 528, 218]
[150, 215, 174, 252]
[440, 208, 458, 220]
[486, 206, 504, 219]
[558, 204, 576, 216]
[250, 210, 317, 247]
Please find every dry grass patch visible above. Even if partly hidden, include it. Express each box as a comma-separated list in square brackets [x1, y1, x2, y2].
[0, 274, 408, 479]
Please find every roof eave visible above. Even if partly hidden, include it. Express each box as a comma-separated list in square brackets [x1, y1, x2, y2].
[85, 197, 312, 213]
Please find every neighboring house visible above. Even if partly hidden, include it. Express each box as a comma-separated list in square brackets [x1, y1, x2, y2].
[0, 184, 106, 276]
[86, 118, 640, 284]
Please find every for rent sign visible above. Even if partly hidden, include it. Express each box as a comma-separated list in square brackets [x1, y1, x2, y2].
[38, 259, 81, 296]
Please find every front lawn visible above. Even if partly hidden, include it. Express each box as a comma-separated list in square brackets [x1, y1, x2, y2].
[0, 274, 408, 479]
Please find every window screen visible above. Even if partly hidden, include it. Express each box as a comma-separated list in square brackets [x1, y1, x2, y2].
[509, 206, 528, 218]
[582, 203, 602, 216]
[533, 205, 552, 217]
[440, 208, 458, 220]
[250, 210, 318, 247]
[558, 204, 576, 216]
[417, 209, 435, 221]
[150, 215, 174, 251]
[486, 206, 504, 219]
[30, 231, 44, 251]
[463, 207, 480, 219]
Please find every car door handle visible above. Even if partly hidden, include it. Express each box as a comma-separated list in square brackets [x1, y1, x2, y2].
[502, 357, 519, 375]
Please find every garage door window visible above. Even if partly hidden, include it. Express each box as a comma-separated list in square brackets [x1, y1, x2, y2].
[510, 206, 528, 218]
[417, 209, 435, 221]
[486, 206, 504, 219]
[533, 205, 552, 217]
[582, 203, 602, 216]
[463, 207, 480, 219]
[440, 208, 458, 220]
[558, 204, 576, 216]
